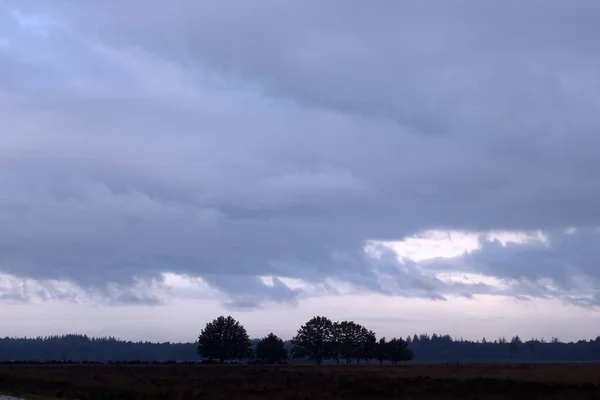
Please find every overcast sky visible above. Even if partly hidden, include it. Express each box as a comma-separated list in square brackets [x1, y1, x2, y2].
[1, 0, 600, 343]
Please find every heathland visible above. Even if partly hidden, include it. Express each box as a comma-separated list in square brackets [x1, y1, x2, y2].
[2, 363, 600, 400]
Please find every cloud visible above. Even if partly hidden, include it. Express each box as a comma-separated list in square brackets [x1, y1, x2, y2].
[203, 275, 299, 308]
[0, 274, 166, 306]
[1, 1, 600, 307]
[421, 229, 600, 306]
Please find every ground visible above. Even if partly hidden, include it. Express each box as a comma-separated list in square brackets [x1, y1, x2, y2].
[0, 363, 599, 399]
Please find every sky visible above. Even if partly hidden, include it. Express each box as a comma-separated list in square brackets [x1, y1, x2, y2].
[1, 0, 600, 343]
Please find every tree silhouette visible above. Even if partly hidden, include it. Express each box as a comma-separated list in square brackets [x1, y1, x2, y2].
[376, 337, 388, 365]
[197, 316, 252, 363]
[507, 342, 518, 358]
[507, 335, 521, 358]
[291, 316, 334, 365]
[256, 333, 288, 363]
[289, 345, 308, 360]
[387, 337, 413, 364]
[329, 322, 342, 364]
[336, 321, 362, 364]
[357, 327, 376, 364]
[525, 339, 537, 359]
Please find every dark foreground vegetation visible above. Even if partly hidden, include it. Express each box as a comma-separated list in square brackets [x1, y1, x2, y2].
[1, 364, 600, 400]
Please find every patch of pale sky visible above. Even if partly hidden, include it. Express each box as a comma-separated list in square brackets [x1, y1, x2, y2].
[371, 229, 549, 263]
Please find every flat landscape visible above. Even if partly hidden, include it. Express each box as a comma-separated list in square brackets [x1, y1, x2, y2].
[1, 363, 600, 400]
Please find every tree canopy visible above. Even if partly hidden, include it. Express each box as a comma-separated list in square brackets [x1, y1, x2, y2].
[357, 328, 377, 363]
[291, 316, 334, 365]
[335, 321, 361, 364]
[330, 321, 377, 364]
[197, 315, 252, 363]
[387, 337, 414, 364]
[255, 333, 288, 363]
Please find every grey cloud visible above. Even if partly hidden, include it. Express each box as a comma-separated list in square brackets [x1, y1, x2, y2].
[0, 292, 29, 303]
[34, 284, 79, 303]
[567, 294, 600, 309]
[202, 274, 299, 308]
[42, 0, 600, 149]
[424, 229, 600, 305]
[0, 284, 30, 303]
[1, 1, 600, 306]
[366, 246, 497, 301]
[112, 291, 162, 307]
[0, 277, 32, 303]
[0, 274, 165, 306]
[468, 229, 600, 289]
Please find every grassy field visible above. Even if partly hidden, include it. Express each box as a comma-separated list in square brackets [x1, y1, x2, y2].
[1, 363, 600, 399]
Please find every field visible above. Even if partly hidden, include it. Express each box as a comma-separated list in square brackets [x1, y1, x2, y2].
[1, 363, 600, 399]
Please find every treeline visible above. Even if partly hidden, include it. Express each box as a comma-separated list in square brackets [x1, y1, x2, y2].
[0, 334, 199, 362]
[197, 316, 412, 365]
[406, 333, 600, 362]
[288, 316, 412, 365]
[2, 316, 600, 363]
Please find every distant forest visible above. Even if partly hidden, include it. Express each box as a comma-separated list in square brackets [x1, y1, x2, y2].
[1, 333, 600, 363]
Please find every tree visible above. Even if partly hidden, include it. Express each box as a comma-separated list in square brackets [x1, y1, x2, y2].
[291, 316, 334, 365]
[375, 337, 388, 365]
[256, 333, 288, 363]
[329, 322, 342, 364]
[507, 341, 518, 358]
[336, 321, 362, 364]
[387, 337, 413, 364]
[197, 316, 252, 363]
[247, 346, 256, 361]
[525, 339, 537, 357]
[357, 327, 376, 364]
[290, 345, 309, 360]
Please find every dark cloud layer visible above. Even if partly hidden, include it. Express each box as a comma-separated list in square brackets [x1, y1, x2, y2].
[1, 1, 600, 306]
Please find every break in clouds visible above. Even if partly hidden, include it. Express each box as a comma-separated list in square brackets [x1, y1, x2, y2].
[1, 1, 600, 308]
